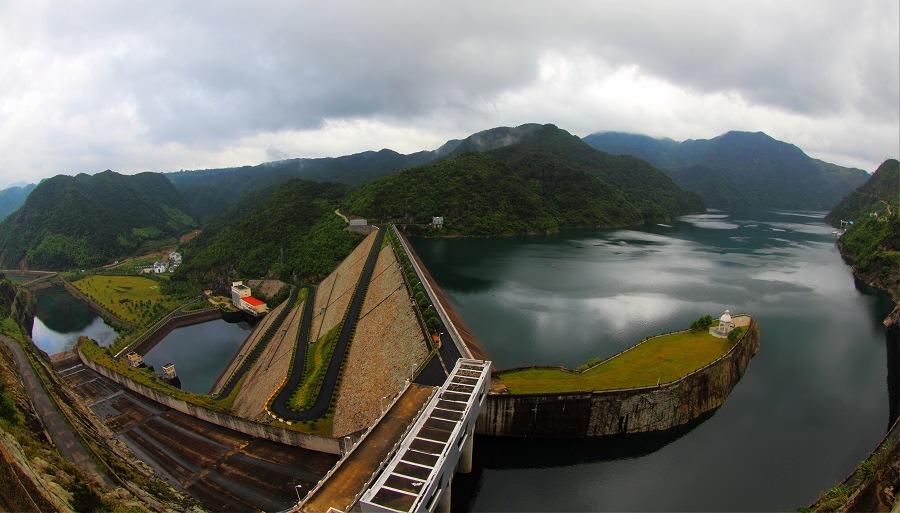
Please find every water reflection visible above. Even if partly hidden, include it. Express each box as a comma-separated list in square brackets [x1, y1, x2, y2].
[412, 209, 897, 511]
[31, 315, 116, 354]
[141, 319, 254, 394]
[30, 282, 117, 354]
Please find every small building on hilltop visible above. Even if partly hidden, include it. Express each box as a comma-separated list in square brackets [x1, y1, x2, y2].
[231, 281, 268, 317]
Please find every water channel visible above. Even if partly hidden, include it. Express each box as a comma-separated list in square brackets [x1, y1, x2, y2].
[29, 281, 253, 395]
[411, 209, 897, 511]
[140, 319, 255, 394]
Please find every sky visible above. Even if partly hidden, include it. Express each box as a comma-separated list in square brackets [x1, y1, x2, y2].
[1, 0, 898, 189]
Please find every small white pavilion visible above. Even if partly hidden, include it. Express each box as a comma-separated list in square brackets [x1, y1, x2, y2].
[716, 310, 735, 335]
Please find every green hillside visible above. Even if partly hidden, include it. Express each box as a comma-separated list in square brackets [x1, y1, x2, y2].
[0, 171, 196, 270]
[583, 131, 869, 209]
[173, 179, 362, 286]
[828, 159, 900, 300]
[343, 124, 703, 236]
[166, 145, 458, 223]
[826, 159, 899, 225]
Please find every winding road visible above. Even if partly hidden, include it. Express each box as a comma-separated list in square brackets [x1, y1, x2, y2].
[213, 286, 300, 398]
[268, 226, 386, 421]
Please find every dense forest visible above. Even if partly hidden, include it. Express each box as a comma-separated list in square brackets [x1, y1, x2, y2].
[827, 159, 900, 300]
[173, 179, 363, 287]
[343, 124, 703, 235]
[165, 143, 460, 223]
[0, 171, 195, 270]
[2, 123, 886, 279]
[583, 130, 869, 209]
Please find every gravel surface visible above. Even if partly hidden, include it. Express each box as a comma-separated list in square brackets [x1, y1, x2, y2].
[310, 233, 376, 344]
[332, 244, 429, 437]
[209, 297, 291, 396]
[231, 298, 306, 422]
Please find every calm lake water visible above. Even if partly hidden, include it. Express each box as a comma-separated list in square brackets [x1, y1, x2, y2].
[141, 319, 255, 394]
[411, 209, 897, 511]
[31, 282, 117, 353]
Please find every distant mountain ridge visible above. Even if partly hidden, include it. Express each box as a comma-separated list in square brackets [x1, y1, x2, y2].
[582, 130, 869, 210]
[0, 183, 36, 221]
[0, 171, 195, 270]
[342, 124, 704, 235]
[165, 143, 460, 223]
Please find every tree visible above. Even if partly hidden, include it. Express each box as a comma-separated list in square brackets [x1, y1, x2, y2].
[728, 327, 745, 342]
[691, 315, 714, 331]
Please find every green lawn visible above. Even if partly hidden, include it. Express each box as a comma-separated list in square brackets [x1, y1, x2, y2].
[71, 275, 183, 326]
[499, 328, 737, 394]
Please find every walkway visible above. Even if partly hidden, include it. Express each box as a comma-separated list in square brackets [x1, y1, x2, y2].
[302, 384, 435, 512]
[269, 226, 386, 421]
[0, 335, 114, 488]
[392, 227, 490, 386]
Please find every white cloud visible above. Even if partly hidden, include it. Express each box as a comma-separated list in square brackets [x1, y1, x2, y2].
[0, 0, 896, 188]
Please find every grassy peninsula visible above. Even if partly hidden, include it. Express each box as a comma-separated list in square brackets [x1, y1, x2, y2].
[499, 316, 749, 394]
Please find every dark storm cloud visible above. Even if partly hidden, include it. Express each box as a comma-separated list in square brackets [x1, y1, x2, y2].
[0, 0, 897, 186]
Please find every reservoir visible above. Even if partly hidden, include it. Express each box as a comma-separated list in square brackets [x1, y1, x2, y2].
[411, 209, 896, 511]
[140, 319, 255, 394]
[31, 282, 116, 354]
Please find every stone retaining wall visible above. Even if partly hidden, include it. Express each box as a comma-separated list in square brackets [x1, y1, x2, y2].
[77, 349, 341, 454]
[477, 318, 760, 437]
[127, 307, 223, 356]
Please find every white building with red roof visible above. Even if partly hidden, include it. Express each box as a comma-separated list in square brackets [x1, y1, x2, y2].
[230, 281, 268, 317]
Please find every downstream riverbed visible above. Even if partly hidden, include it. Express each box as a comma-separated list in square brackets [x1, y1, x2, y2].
[412, 209, 896, 511]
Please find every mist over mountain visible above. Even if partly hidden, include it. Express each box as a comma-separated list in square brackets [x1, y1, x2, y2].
[583, 131, 869, 210]
[0, 183, 36, 221]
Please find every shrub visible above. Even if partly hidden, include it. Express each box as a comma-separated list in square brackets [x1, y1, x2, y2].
[690, 315, 714, 331]
[727, 326, 745, 342]
[0, 388, 17, 424]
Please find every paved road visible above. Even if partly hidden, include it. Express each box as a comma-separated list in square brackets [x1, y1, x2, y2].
[1, 335, 114, 487]
[214, 286, 301, 398]
[270, 227, 386, 421]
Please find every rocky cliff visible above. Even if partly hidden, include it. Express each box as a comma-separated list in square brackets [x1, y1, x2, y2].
[0, 279, 35, 337]
[477, 319, 760, 437]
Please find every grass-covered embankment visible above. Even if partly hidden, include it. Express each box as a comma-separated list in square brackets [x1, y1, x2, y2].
[69, 275, 187, 326]
[499, 319, 747, 394]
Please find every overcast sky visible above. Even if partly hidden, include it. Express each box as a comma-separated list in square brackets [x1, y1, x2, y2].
[1, 0, 897, 189]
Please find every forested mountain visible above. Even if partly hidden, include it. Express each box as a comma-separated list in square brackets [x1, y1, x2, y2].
[173, 179, 362, 286]
[583, 131, 869, 209]
[826, 159, 899, 225]
[342, 124, 704, 236]
[0, 183, 36, 221]
[828, 159, 900, 301]
[0, 171, 195, 270]
[165, 143, 460, 223]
